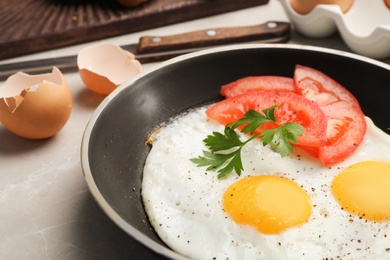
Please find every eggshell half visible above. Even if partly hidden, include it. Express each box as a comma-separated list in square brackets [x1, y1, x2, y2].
[0, 67, 72, 139]
[77, 42, 142, 95]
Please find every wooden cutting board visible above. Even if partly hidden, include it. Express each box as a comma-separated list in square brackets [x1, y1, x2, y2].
[0, 0, 269, 60]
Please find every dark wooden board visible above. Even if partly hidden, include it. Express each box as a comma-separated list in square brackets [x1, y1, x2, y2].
[0, 0, 269, 60]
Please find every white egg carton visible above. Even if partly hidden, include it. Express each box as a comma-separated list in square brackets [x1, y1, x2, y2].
[279, 0, 390, 59]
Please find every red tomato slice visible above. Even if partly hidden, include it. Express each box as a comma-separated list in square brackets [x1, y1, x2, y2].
[206, 91, 327, 147]
[294, 65, 360, 107]
[221, 76, 296, 98]
[294, 65, 367, 165]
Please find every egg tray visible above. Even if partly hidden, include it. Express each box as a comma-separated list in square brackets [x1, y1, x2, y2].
[279, 0, 390, 59]
[0, 0, 269, 60]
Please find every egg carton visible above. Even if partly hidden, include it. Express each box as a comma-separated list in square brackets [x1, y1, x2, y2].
[279, 0, 390, 59]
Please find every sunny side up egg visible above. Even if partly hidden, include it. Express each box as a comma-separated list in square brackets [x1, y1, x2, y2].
[142, 106, 390, 260]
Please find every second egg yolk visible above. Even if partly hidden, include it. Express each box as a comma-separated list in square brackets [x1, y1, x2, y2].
[332, 161, 390, 221]
[223, 175, 312, 235]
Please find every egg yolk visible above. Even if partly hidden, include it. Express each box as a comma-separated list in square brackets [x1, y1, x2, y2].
[332, 161, 390, 221]
[223, 175, 312, 234]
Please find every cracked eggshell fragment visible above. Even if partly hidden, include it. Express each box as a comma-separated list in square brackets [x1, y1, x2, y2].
[77, 42, 142, 95]
[0, 67, 72, 139]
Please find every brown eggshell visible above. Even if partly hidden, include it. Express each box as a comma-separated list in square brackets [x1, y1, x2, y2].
[290, 0, 354, 14]
[385, 0, 390, 9]
[0, 67, 72, 139]
[77, 42, 142, 96]
[78, 69, 117, 95]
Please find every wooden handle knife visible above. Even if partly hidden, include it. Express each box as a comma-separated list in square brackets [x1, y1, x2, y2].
[0, 21, 290, 78]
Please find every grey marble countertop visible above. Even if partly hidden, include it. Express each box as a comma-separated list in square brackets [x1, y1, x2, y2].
[1, 1, 389, 259]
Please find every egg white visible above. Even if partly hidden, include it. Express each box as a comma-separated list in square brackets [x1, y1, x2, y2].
[142, 106, 390, 260]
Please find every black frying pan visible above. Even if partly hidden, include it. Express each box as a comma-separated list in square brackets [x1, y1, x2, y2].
[81, 44, 390, 259]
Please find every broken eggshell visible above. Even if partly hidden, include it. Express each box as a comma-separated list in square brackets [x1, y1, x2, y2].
[77, 42, 142, 95]
[0, 67, 72, 139]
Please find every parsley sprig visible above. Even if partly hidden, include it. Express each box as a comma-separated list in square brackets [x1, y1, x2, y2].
[190, 106, 304, 178]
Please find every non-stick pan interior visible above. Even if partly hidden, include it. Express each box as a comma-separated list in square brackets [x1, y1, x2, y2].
[82, 44, 390, 259]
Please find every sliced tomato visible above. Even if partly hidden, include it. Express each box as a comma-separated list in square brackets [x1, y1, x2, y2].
[294, 65, 360, 107]
[206, 90, 327, 147]
[294, 65, 367, 165]
[221, 76, 296, 98]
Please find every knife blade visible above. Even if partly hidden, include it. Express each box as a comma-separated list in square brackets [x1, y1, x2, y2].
[0, 21, 289, 79]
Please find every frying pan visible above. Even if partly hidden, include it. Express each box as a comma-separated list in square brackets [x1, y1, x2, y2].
[81, 44, 390, 259]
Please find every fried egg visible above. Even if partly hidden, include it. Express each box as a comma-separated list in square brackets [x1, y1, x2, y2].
[142, 106, 390, 260]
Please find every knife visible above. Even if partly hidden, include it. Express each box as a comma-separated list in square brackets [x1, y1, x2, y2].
[0, 21, 289, 79]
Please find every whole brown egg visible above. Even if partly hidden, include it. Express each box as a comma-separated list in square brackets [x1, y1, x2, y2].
[290, 0, 354, 14]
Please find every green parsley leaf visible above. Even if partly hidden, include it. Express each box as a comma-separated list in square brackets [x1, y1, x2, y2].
[203, 127, 243, 152]
[191, 106, 304, 178]
[230, 106, 276, 134]
[190, 149, 244, 178]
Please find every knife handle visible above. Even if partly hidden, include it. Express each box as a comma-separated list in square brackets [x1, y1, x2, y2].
[137, 21, 290, 54]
